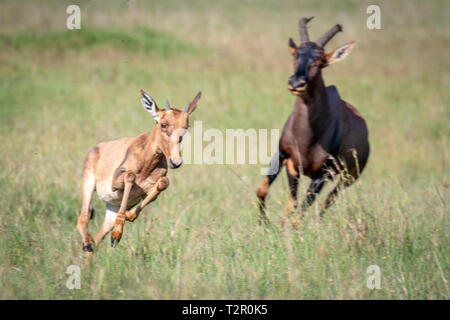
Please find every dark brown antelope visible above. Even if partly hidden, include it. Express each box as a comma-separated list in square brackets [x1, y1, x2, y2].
[77, 89, 201, 253]
[257, 17, 370, 224]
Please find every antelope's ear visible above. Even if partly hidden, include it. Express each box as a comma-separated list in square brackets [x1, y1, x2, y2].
[185, 91, 201, 115]
[324, 41, 355, 67]
[140, 89, 160, 121]
[288, 38, 297, 55]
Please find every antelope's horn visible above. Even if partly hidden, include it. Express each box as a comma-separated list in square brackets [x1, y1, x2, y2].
[184, 103, 190, 113]
[165, 99, 171, 111]
[299, 16, 314, 43]
[316, 24, 342, 47]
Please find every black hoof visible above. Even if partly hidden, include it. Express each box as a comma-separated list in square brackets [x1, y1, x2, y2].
[110, 236, 120, 248]
[83, 244, 93, 252]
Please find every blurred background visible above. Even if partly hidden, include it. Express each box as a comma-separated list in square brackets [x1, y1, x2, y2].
[0, 0, 448, 299]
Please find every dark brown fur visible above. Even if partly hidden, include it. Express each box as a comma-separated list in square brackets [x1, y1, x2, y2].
[257, 18, 370, 224]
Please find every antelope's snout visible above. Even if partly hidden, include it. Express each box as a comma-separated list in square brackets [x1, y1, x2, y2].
[289, 77, 306, 88]
[169, 157, 183, 169]
[168, 128, 186, 169]
[288, 76, 307, 94]
[168, 143, 183, 169]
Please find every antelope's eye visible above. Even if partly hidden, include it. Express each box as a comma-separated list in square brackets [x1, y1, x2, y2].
[161, 123, 168, 129]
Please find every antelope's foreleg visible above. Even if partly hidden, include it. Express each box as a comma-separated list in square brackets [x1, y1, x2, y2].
[93, 204, 119, 248]
[256, 150, 286, 225]
[283, 159, 300, 228]
[110, 171, 135, 247]
[256, 177, 270, 225]
[126, 176, 169, 222]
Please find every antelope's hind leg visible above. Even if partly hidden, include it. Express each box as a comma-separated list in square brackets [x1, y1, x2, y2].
[319, 156, 366, 217]
[320, 173, 356, 217]
[77, 169, 96, 252]
[301, 157, 340, 213]
[301, 175, 327, 210]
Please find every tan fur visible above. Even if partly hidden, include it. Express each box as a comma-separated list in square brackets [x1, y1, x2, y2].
[76, 90, 201, 254]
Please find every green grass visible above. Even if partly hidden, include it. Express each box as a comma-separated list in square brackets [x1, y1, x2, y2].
[0, 0, 448, 299]
[0, 28, 199, 57]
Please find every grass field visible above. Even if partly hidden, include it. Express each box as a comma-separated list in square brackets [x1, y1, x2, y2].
[0, 0, 448, 299]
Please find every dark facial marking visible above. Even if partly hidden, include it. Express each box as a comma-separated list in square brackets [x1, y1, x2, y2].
[289, 42, 322, 89]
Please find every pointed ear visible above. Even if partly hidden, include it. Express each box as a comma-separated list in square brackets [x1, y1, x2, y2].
[140, 89, 160, 121]
[185, 91, 201, 115]
[288, 37, 297, 55]
[324, 41, 355, 67]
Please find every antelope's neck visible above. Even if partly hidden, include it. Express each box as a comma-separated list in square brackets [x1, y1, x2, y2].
[142, 128, 165, 165]
[295, 75, 331, 137]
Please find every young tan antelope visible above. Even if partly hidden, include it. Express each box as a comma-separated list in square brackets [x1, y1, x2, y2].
[257, 17, 370, 223]
[77, 90, 201, 251]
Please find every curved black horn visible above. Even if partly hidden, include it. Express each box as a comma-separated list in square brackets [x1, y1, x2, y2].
[165, 99, 171, 111]
[184, 103, 190, 113]
[299, 16, 314, 43]
[316, 24, 342, 47]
